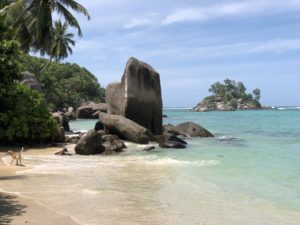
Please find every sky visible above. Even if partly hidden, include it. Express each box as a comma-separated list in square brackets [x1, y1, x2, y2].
[65, 0, 300, 107]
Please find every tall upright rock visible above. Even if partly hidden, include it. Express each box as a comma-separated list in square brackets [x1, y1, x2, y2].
[106, 57, 163, 135]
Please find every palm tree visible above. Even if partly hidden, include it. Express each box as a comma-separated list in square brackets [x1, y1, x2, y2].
[40, 20, 74, 72]
[50, 20, 75, 62]
[2, 0, 89, 54]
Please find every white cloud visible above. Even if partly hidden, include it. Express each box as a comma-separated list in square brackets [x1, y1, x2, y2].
[123, 18, 153, 29]
[162, 0, 300, 25]
[123, 13, 159, 29]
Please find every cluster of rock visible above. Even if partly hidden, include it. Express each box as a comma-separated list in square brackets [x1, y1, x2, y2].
[75, 103, 107, 119]
[106, 57, 163, 135]
[194, 96, 262, 112]
[71, 57, 214, 155]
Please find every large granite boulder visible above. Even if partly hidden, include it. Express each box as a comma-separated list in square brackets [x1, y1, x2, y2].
[75, 103, 107, 119]
[75, 129, 105, 155]
[106, 57, 163, 135]
[174, 122, 214, 137]
[99, 112, 153, 144]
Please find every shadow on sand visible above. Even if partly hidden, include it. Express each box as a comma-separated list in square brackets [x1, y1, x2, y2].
[0, 193, 26, 224]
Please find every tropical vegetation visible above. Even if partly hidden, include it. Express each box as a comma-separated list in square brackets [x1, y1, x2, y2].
[0, 0, 89, 56]
[21, 55, 105, 111]
[0, 40, 58, 144]
[0, 1, 105, 144]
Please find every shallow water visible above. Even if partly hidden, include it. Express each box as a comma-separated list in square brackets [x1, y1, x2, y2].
[1, 109, 300, 225]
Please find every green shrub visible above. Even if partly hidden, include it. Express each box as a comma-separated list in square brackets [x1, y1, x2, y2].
[0, 40, 58, 144]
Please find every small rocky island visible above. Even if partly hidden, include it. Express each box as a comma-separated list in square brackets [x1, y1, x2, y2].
[194, 79, 264, 112]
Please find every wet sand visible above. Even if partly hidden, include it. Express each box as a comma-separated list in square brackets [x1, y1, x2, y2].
[0, 146, 79, 225]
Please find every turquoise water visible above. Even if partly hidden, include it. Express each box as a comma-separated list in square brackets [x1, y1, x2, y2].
[70, 109, 300, 212]
[163, 109, 300, 212]
[1, 109, 299, 225]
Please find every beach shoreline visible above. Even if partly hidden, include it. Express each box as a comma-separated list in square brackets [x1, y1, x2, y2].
[0, 146, 79, 225]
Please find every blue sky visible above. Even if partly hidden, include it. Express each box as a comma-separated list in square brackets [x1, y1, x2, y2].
[66, 0, 300, 107]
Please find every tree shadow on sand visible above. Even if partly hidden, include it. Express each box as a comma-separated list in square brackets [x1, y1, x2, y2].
[0, 193, 26, 225]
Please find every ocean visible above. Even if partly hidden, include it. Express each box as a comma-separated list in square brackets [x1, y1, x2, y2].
[1, 108, 300, 225]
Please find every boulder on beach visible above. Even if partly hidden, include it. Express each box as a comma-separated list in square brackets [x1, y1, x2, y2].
[55, 126, 65, 142]
[52, 112, 70, 132]
[75, 129, 105, 155]
[106, 57, 163, 135]
[75, 103, 107, 119]
[99, 112, 153, 144]
[101, 134, 126, 154]
[174, 122, 214, 137]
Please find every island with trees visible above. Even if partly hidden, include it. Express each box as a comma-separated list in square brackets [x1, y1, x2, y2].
[194, 79, 265, 112]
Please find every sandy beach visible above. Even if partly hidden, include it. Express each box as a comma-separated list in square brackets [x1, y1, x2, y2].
[0, 146, 79, 225]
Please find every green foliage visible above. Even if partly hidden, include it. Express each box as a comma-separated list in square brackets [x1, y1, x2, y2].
[208, 78, 261, 103]
[21, 55, 105, 110]
[0, 40, 22, 83]
[0, 40, 58, 144]
[252, 88, 261, 101]
[50, 20, 75, 62]
[0, 84, 58, 143]
[1, 0, 90, 55]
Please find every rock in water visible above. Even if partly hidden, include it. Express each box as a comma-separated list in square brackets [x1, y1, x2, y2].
[106, 57, 163, 135]
[99, 112, 153, 144]
[174, 122, 214, 137]
[75, 129, 105, 155]
[76, 103, 107, 119]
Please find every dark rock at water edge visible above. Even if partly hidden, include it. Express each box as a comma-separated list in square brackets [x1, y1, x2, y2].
[106, 57, 163, 135]
[143, 146, 156, 151]
[94, 121, 104, 131]
[174, 122, 214, 137]
[99, 112, 153, 144]
[166, 134, 187, 145]
[154, 135, 186, 149]
[161, 141, 186, 149]
[75, 129, 105, 155]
